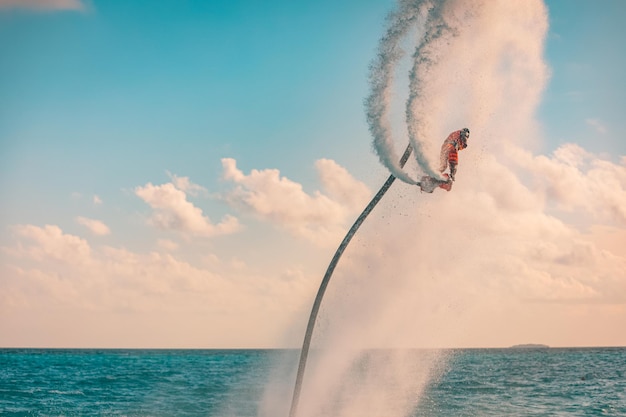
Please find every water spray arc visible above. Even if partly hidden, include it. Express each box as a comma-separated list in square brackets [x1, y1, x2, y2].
[288, 2, 459, 415]
[367, 0, 452, 185]
[288, 143, 413, 417]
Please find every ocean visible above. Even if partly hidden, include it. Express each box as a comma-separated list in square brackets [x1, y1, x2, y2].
[1, 347, 624, 416]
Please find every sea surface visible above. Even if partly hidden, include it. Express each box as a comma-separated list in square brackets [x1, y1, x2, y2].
[1, 347, 624, 416]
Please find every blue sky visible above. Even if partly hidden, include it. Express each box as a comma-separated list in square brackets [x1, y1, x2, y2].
[540, 0, 626, 156]
[1, 0, 390, 234]
[0, 0, 624, 349]
[2, 0, 624, 227]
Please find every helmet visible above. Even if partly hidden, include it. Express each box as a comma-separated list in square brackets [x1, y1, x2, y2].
[460, 128, 469, 148]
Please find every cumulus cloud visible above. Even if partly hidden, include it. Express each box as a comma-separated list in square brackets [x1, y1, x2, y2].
[220, 158, 372, 246]
[0, 224, 317, 348]
[166, 171, 207, 196]
[0, 0, 86, 11]
[93, 195, 102, 205]
[76, 216, 110, 236]
[397, 138, 626, 313]
[8, 224, 91, 263]
[315, 158, 372, 211]
[510, 143, 626, 225]
[135, 177, 240, 238]
[307, 145, 626, 351]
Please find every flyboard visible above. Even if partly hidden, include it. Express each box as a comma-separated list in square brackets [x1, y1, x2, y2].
[288, 142, 444, 417]
[416, 173, 452, 193]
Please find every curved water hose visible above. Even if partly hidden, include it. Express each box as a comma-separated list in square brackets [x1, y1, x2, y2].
[288, 143, 414, 417]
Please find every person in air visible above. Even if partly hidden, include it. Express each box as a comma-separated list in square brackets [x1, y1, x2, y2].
[439, 127, 469, 182]
[416, 127, 469, 193]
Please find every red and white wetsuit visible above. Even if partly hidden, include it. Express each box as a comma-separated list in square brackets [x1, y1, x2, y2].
[439, 130, 467, 180]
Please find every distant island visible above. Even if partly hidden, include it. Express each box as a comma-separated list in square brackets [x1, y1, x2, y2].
[510, 344, 550, 349]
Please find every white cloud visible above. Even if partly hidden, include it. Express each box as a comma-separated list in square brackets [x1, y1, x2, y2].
[0, 0, 86, 11]
[307, 147, 626, 350]
[166, 171, 207, 196]
[315, 158, 372, 211]
[93, 195, 102, 205]
[426, 142, 626, 308]
[76, 216, 110, 236]
[8, 224, 91, 263]
[220, 157, 371, 246]
[510, 143, 626, 225]
[135, 179, 240, 238]
[1, 224, 317, 348]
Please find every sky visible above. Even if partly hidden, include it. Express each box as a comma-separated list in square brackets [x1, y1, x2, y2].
[0, 0, 624, 349]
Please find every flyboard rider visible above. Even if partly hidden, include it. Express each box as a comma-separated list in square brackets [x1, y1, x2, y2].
[417, 127, 470, 193]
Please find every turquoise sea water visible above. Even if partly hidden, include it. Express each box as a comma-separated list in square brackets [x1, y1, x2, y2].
[417, 348, 626, 416]
[1, 347, 624, 416]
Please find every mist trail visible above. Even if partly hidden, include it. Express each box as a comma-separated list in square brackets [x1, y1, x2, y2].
[405, 2, 458, 178]
[366, 0, 458, 184]
[289, 1, 464, 417]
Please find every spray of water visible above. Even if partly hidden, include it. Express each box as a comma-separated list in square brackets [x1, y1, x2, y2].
[366, 0, 459, 183]
[259, 0, 550, 416]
